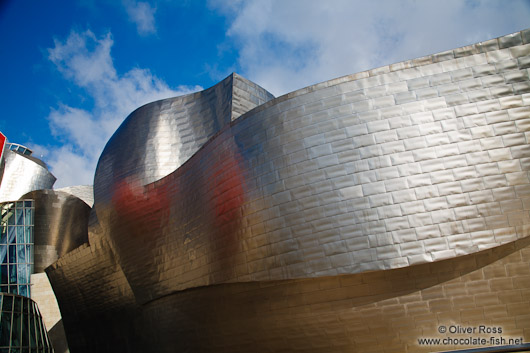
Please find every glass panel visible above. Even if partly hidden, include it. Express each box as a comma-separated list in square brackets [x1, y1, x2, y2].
[15, 201, 23, 209]
[28, 305, 36, 348]
[0, 311, 11, 346]
[9, 264, 17, 284]
[17, 264, 26, 287]
[19, 285, 28, 297]
[1, 294, 12, 312]
[7, 226, 15, 245]
[11, 312, 21, 347]
[16, 227, 24, 243]
[8, 245, 16, 263]
[0, 246, 6, 267]
[26, 246, 32, 264]
[21, 301, 29, 348]
[0, 227, 6, 243]
[24, 201, 32, 208]
[34, 312, 42, 348]
[7, 210, 14, 225]
[17, 245, 25, 264]
[13, 296, 22, 313]
[0, 265, 7, 285]
[15, 207, 24, 225]
[25, 244, 33, 264]
[24, 209, 32, 226]
[25, 226, 32, 243]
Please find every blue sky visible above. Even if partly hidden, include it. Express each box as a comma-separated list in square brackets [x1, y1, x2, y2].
[0, 0, 529, 187]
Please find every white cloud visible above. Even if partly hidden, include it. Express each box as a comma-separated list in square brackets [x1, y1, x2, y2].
[211, 0, 530, 96]
[123, 0, 157, 35]
[45, 30, 201, 187]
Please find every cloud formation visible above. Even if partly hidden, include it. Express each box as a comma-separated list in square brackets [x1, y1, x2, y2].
[212, 0, 530, 96]
[43, 30, 201, 187]
[123, 0, 157, 35]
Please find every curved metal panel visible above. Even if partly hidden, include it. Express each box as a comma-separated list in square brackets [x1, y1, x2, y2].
[48, 29, 530, 352]
[45, 233, 139, 353]
[46, 231, 530, 352]
[55, 185, 94, 207]
[93, 73, 274, 216]
[21, 190, 91, 272]
[92, 30, 530, 304]
[0, 150, 56, 203]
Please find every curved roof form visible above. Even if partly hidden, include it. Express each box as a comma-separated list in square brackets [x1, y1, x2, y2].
[93, 73, 274, 213]
[0, 149, 56, 203]
[87, 29, 530, 304]
[47, 29, 530, 352]
[55, 185, 94, 207]
[21, 189, 91, 272]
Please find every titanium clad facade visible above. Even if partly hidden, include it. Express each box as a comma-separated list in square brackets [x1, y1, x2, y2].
[47, 29, 530, 352]
[93, 73, 274, 206]
[21, 190, 91, 273]
[54, 186, 94, 208]
[0, 150, 56, 203]
[46, 233, 137, 353]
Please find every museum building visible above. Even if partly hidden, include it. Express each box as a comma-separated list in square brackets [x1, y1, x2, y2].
[2, 29, 530, 352]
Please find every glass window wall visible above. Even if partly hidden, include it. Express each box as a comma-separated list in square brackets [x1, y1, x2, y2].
[0, 201, 34, 297]
[0, 293, 53, 352]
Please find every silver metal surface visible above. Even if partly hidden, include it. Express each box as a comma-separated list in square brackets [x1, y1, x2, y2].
[21, 190, 90, 273]
[89, 29, 530, 304]
[55, 185, 94, 207]
[93, 73, 274, 209]
[0, 150, 56, 203]
[47, 29, 530, 352]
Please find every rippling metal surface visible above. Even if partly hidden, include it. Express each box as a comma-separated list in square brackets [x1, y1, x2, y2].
[55, 185, 94, 208]
[90, 29, 530, 304]
[21, 190, 91, 273]
[93, 73, 274, 211]
[0, 150, 56, 203]
[48, 29, 530, 352]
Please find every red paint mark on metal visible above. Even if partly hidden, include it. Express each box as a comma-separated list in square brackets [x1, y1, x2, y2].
[209, 147, 246, 268]
[112, 177, 171, 235]
[212, 150, 245, 228]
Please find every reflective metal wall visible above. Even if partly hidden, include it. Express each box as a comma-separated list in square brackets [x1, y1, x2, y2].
[46, 232, 138, 353]
[93, 73, 274, 210]
[21, 190, 90, 273]
[92, 29, 530, 304]
[0, 151, 56, 203]
[55, 186, 94, 208]
[48, 29, 530, 352]
[47, 230, 530, 352]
